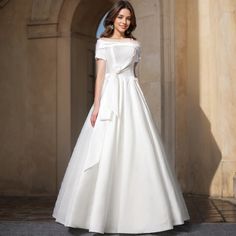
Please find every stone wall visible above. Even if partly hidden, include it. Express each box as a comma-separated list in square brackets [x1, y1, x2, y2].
[175, 0, 236, 197]
[0, 0, 235, 197]
[0, 0, 57, 195]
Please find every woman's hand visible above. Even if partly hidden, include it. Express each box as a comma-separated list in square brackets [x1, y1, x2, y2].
[90, 107, 99, 127]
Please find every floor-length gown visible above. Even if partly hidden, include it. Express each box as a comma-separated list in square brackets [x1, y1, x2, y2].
[52, 37, 190, 234]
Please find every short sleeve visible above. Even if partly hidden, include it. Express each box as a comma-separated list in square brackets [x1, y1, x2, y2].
[95, 39, 106, 61]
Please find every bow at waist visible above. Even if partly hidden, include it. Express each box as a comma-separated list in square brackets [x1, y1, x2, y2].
[82, 71, 137, 172]
[98, 72, 120, 121]
[98, 70, 138, 121]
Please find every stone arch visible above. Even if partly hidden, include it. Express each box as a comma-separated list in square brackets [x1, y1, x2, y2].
[28, 0, 115, 188]
[56, 0, 115, 188]
[28, 0, 176, 191]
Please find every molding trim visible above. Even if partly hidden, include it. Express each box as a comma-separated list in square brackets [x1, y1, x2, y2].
[27, 22, 59, 39]
[27, 0, 64, 39]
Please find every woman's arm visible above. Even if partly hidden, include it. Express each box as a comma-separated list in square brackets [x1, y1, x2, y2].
[134, 62, 139, 78]
[90, 58, 106, 127]
[94, 59, 106, 109]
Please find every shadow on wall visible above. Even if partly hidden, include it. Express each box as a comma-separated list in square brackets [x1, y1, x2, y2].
[186, 0, 222, 196]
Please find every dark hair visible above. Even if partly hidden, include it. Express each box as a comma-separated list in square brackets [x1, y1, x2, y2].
[100, 0, 137, 40]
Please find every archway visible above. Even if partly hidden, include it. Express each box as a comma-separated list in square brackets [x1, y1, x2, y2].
[56, 0, 116, 187]
[28, 0, 176, 191]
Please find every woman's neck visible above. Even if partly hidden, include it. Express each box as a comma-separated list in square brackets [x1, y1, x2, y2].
[110, 32, 126, 39]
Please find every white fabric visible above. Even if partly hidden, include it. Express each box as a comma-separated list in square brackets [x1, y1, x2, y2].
[52, 38, 190, 234]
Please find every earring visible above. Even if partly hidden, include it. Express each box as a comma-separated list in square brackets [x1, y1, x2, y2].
[109, 24, 114, 30]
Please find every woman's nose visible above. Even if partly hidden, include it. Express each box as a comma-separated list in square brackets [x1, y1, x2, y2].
[122, 19, 127, 24]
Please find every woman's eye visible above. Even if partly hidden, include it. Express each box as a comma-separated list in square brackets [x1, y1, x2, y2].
[117, 16, 131, 21]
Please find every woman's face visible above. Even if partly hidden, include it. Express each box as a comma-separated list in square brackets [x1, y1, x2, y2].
[113, 8, 131, 34]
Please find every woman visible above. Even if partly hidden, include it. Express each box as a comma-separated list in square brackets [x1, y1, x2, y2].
[53, 0, 190, 234]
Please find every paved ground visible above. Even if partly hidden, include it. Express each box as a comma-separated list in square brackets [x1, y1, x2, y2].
[0, 194, 236, 235]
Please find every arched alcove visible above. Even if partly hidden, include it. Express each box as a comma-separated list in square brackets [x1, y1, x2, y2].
[28, 0, 176, 192]
[70, 0, 119, 149]
[56, 0, 116, 188]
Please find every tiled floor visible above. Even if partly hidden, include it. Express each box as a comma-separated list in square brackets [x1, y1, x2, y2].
[185, 194, 236, 223]
[0, 196, 54, 222]
[0, 194, 236, 223]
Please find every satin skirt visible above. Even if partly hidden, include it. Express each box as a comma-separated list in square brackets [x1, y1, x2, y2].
[52, 74, 190, 234]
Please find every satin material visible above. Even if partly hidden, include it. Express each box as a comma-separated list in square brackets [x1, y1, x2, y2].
[52, 38, 190, 234]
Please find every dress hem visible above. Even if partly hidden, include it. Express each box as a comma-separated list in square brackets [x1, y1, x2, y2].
[53, 215, 190, 234]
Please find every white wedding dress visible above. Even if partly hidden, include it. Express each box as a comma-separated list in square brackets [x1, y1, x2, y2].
[52, 38, 190, 234]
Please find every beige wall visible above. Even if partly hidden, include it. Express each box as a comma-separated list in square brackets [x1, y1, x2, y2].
[0, 0, 235, 198]
[0, 0, 113, 196]
[130, 0, 162, 132]
[0, 0, 57, 195]
[131, 0, 177, 170]
[175, 0, 236, 197]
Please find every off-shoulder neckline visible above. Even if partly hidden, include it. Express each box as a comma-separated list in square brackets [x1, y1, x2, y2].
[98, 37, 140, 45]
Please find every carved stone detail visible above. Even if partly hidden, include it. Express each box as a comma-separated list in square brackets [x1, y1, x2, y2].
[27, 22, 59, 39]
[27, 0, 64, 39]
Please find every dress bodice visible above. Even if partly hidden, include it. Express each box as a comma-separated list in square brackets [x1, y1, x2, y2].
[95, 38, 141, 76]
